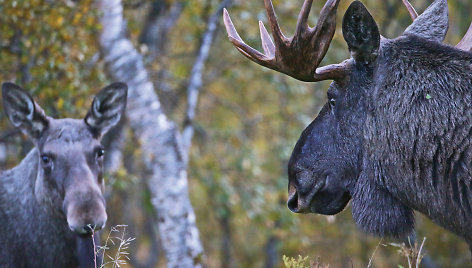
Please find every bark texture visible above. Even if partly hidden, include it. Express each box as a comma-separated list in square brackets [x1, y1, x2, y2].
[139, 0, 184, 62]
[182, 0, 233, 156]
[97, 0, 204, 266]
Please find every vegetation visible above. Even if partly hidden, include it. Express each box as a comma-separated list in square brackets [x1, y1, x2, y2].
[96, 225, 136, 268]
[1, 0, 472, 267]
[282, 238, 427, 268]
[283, 255, 329, 268]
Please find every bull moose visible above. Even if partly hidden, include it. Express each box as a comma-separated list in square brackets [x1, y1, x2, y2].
[224, 0, 472, 252]
[0, 82, 127, 267]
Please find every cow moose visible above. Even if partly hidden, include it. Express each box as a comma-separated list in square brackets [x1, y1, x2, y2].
[224, 0, 472, 252]
[0, 82, 127, 267]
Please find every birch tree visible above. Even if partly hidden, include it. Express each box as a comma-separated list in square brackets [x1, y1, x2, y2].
[97, 0, 230, 266]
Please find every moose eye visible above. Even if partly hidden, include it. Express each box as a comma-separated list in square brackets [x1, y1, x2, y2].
[329, 98, 336, 107]
[96, 148, 105, 158]
[41, 155, 52, 165]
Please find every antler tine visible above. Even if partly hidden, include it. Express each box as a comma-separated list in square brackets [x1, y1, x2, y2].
[456, 23, 472, 52]
[259, 21, 275, 57]
[223, 0, 348, 82]
[223, 8, 243, 42]
[263, 0, 288, 46]
[402, 0, 418, 20]
[223, 9, 271, 66]
[310, 0, 342, 70]
[295, 0, 314, 35]
[315, 61, 350, 81]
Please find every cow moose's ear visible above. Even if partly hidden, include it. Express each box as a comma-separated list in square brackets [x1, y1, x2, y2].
[403, 0, 448, 43]
[85, 82, 127, 137]
[2, 82, 48, 139]
[342, 1, 380, 64]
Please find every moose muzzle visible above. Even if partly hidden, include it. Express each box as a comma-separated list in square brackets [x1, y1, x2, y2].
[64, 188, 107, 236]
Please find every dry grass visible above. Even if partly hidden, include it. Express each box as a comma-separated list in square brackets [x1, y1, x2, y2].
[93, 224, 135, 268]
[283, 237, 428, 268]
[387, 237, 427, 268]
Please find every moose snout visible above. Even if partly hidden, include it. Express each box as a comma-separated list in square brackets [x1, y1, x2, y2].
[68, 214, 107, 236]
[287, 169, 327, 213]
[64, 190, 107, 236]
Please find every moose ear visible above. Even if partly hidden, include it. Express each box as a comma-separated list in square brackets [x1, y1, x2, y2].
[85, 82, 127, 136]
[342, 1, 380, 64]
[403, 0, 448, 43]
[2, 82, 48, 139]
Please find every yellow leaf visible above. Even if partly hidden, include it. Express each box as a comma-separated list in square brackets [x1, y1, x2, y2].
[57, 98, 64, 110]
[86, 16, 94, 26]
[56, 16, 64, 27]
[73, 13, 82, 25]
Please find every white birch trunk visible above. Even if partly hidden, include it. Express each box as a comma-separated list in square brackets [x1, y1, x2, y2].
[96, 0, 204, 266]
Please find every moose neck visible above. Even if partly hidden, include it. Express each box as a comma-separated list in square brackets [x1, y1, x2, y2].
[365, 34, 472, 242]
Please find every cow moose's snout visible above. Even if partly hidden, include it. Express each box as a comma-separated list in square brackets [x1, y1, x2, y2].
[68, 216, 107, 236]
[64, 189, 107, 236]
[67, 205, 107, 236]
[70, 222, 106, 236]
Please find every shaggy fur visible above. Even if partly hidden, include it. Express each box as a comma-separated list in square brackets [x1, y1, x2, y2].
[0, 82, 127, 267]
[0, 149, 79, 267]
[364, 35, 472, 242]
[287, 0, 472, 250]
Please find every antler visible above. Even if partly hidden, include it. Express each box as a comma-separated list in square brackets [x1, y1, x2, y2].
[402, 0, 472, 52]
[401, 0, 418, 20]
[456, 24, 472, 52]
[223, 0, 348, 82]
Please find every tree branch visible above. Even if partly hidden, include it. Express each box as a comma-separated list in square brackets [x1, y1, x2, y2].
[139, 0, 184, 63]
[181, 0, 233, 159]
[96, 0, 204, 266]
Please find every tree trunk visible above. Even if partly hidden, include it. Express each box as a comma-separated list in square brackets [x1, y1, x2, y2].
[263, 235, 279, 268]
[182, 0, 233, 156]
[219, 212, 232, 268]
[97, 0, 204, 266]
[139, 0, 184, 63]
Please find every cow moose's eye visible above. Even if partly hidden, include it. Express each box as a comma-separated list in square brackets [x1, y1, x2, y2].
[329, 98, 336, 107]
[41, 155, 50, 164]
[96, 148, 105, 158]
[40, 155, 52, 166]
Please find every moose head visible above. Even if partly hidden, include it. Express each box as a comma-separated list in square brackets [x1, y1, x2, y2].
[224, 0, 472, 245]
[2, 82, 127, 235]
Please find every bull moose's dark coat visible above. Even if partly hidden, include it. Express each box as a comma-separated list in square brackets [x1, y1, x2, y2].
[224, 0, 472, 253]
[287, 0, 472, 249]
[0, 82, 127, 267]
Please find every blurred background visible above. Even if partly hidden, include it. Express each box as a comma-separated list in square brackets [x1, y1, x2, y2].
[1, 0, 472, 267]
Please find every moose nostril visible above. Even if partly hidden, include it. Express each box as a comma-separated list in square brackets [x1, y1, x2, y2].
[287, 190, 299, 212]
[85, 224, 97, 233]
[70, 223, 101, 236]
[287, 181, 300, 212]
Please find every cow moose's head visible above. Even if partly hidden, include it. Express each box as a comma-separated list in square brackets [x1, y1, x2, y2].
[224, 0, 472, 238]
[2, 82, 127, 235]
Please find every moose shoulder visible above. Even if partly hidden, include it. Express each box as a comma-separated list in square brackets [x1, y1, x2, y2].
[0, 82, 127, 267]
[224, 0, 472, 251]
